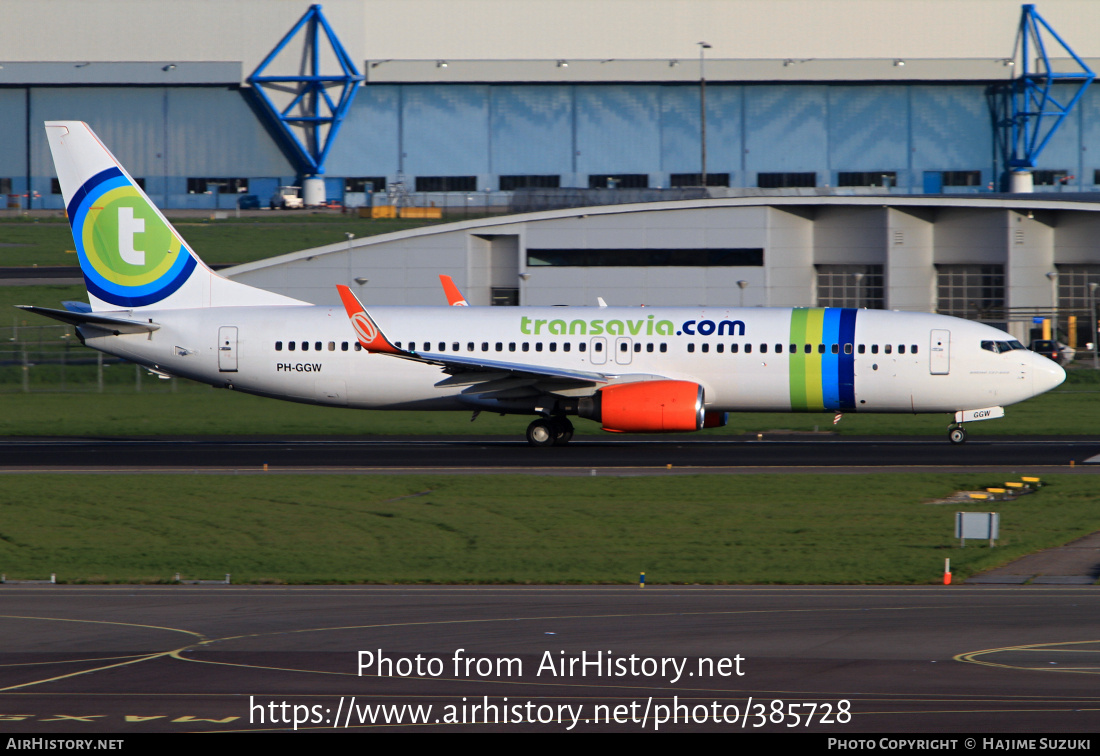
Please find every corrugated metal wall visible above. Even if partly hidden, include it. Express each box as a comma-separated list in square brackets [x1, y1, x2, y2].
[2, 81, 1095, 209]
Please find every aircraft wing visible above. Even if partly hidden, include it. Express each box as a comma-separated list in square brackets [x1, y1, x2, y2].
[412, 350, 610, 384]
[335, 284, 611, 386]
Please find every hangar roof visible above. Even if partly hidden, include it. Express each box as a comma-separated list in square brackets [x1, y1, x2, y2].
[226, 194, 1100, 278]
[4, 0, 1100, 84]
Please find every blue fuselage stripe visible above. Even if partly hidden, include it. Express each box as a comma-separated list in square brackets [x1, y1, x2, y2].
[838, 308, 857, 409]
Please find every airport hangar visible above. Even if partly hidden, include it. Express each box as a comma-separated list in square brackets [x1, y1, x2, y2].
[222, 194, 1100, 346]
[5, 0, 1100, 343]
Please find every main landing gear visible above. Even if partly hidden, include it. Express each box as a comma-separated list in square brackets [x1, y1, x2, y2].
[948, 424, 968, 445]
[526, 416, 575, 447]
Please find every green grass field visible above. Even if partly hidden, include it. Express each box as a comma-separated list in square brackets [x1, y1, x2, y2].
[0, 474, 1093, 585]
[0, 377, 1096, 437]
[0, 214, 451, 267]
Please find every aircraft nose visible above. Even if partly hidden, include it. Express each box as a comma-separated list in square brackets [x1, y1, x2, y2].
[1031, 353, 1066, 396]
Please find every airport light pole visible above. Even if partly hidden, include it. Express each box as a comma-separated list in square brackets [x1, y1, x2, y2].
[699, 42, 711, 188]
[1046, 270, 1058, 341]
[1090, 281, 1098, 369]
[852, 271, 865, 309]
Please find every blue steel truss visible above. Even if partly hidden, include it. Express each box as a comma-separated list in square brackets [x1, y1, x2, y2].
[990, 4, 1094, 171]
[247, 4, 364, 175]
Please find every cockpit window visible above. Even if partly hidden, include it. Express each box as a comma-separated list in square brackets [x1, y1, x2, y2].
[982, 340, 1024, 354]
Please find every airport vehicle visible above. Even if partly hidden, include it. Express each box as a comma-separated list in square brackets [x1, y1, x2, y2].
[269, 185, 303, 210]
[24, 121, 1066, 446]
[1028, 339, 1074, 366]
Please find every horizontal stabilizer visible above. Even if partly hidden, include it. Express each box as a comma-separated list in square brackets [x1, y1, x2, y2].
[16, 305, 159, 334]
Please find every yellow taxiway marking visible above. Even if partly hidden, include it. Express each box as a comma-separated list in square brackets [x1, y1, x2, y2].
[956, 639, 1100, 674]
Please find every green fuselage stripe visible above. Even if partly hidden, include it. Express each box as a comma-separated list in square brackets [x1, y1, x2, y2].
[789, 308, 825, 411]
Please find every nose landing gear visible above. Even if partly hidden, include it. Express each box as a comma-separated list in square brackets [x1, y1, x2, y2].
[948, 424, 967, 444]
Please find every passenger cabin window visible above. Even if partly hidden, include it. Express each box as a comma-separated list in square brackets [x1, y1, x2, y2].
[884, 344, 893, 354]
[871, 345, 878, 354]
[275, 341, 283, 351]
[745, 344, 752, 354]
[341, 342, 349, 351]
[688, 343, 695, 353]
[289, 342, 296, 351]
[354, 343, 362, 351]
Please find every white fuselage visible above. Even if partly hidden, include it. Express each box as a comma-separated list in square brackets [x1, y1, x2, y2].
[79, 305, 1065, 416]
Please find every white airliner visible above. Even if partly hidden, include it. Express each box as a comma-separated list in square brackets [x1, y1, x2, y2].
[24, 121, 1065, 446]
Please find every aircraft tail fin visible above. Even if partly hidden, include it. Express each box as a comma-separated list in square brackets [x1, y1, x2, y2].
[44, 121, 306, 312]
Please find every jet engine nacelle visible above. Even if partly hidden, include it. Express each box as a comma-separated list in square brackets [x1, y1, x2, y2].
[579, 380, 706, 433]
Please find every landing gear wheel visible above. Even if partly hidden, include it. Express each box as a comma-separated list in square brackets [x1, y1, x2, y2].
[526, 419, 556, 447]
[948, 425, 967, 445]
[552, 417, 574, 445]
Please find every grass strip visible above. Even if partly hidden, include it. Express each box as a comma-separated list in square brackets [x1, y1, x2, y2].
[0, 474, 1094, 585]
[0, 215, 455, 267]
[0, 382, 1095, 437]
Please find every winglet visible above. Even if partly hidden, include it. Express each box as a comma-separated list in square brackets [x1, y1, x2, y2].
[336, 285, 404, 354]
[440, 275, 469, 306]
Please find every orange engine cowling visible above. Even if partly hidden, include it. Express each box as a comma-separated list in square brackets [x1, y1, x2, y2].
[582, 380, 706, 433]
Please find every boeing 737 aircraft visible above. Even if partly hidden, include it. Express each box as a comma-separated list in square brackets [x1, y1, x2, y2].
[24, 121, 1065, 446]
